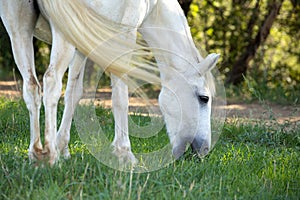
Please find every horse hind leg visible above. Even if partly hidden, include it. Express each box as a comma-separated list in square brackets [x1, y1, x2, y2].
[43, 26, 75, 165]
[56, 51, 86, 159]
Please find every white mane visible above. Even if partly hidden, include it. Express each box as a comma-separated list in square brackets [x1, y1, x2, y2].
[41, 0, 160, 84]
[41, 0, 215, 96]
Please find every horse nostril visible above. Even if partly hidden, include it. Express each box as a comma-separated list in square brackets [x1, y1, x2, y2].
[172, 145, 186, 159]
[203, 147, 209, 155]
[191, 138, 202, 150]
[191, 138, 210, 156]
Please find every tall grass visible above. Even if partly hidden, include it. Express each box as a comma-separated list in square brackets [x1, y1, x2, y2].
[0, 98, 299, 199]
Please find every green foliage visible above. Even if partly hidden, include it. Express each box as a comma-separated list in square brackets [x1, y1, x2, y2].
[0, 21, 16, 80]
[189, 0, 300, 103]
[33, 39, 50, 81]
[0, 98, 299, 199]
[226, 75, 300, 104]
[0, 22, 50, 81]
[0, 1, 299, 103]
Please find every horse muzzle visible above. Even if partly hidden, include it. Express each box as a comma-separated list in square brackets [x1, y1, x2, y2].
[191, 138, 210, 157]
[171, 136, 210, 159]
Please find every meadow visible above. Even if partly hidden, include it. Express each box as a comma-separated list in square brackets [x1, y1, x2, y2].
[0, 98, 299, 199]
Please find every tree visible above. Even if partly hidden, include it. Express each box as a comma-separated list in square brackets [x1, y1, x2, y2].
[1, 0, 299, 102]
[178, 0, 193, 16]
[188, 1, 299, 83]
[0, 20, 15, 80]
[226, 0, 284, 85]
[186, 0, 299, 102]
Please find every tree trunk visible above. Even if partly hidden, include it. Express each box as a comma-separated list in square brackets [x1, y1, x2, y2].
[178, 0, 193, 16]
[226, 0, 284, 85]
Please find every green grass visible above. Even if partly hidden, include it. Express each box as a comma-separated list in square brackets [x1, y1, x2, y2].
[225, 76, 300, 105]
[0, 98, 299, 199]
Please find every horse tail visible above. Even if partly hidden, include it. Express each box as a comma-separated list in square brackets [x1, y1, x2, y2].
[41, 0, 160, 84]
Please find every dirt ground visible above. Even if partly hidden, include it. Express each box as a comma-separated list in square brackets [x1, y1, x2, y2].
[1, 81, 299, 124]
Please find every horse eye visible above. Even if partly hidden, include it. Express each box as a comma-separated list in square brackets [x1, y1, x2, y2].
[198, 95, 209, 104]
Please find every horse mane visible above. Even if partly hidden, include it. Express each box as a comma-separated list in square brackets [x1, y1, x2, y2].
[41, 0, 161, 84]
[42, 0, 216, 96]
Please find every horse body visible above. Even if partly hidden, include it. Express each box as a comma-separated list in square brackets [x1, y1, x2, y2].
[1, 0, 219, 165]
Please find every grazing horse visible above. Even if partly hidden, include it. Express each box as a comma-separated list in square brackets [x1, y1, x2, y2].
[1, 0, 220, 166]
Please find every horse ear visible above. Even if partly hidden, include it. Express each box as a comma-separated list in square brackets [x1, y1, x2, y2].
[198, 53, 220, 75]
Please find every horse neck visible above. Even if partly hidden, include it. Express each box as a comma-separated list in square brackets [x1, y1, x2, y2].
[140, 0, 202, 74]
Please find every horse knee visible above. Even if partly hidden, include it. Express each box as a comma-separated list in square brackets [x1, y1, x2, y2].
[23, 76, 41, 111]
[65, 76, 83, 103]
[44, 67, 57, 89]
[43, 67, 62, 104]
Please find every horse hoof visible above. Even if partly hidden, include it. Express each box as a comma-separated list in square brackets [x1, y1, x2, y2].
[28, 147, 45, 162]
[61, 147, 71, 159]
[113, 147, 137, 166]
[191, 138, 210, 157]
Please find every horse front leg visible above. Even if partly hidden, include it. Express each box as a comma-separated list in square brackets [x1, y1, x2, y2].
[110, 28, 138, 165]
[111, 74, 137, 164]
[56, 51, 86, 159]
[43, 27, 75, 165]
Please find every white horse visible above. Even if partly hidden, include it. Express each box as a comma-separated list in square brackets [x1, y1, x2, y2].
[0, 0, 220, 165]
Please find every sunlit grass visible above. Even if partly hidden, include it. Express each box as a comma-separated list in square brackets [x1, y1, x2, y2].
[0, 98, 299, 199]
